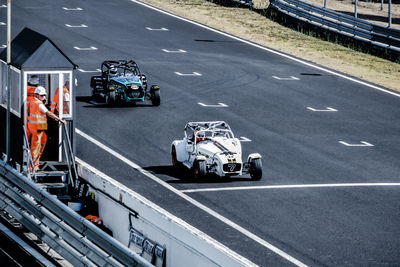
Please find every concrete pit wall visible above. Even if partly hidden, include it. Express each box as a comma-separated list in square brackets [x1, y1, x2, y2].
[76, 158, 255, 267]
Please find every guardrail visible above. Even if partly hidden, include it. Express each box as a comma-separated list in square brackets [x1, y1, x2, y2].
[0, 160, 152, 267]
[270, 0, 400, 55]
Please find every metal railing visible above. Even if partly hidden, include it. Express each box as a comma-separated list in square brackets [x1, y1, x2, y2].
[62, 123, 78, 189]
[0, 159, 153, 267]
[270, 0, 400, 54]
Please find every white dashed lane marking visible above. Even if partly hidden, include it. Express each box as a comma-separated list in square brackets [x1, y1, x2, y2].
[307, 107, 337, 112]
[63, 7, 83, 11]
[65, 24, 88, 28]
[146, 27, 168, 31]
[74, 46, 98, 51]
[162, 49, 186, 53]
[175, 72, 202, 76]
[198, 102, 228, 107]
[78, 68, 101, 73]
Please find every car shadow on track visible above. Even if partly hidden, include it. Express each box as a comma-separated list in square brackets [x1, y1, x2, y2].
[144, 165, 251, 184]
[76, 96, 155, 108]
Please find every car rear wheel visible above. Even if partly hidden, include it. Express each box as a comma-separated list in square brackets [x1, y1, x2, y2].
[249, 158, 262, 180]
[192, 160, 206, 180]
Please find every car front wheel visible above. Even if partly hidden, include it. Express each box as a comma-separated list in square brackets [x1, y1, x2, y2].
[249, 158, 262, 180]
[151, 90, 160, 106]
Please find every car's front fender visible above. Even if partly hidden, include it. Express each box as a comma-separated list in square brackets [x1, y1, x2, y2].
[247, 153, 262, 162]
[172, 140, 189, 162]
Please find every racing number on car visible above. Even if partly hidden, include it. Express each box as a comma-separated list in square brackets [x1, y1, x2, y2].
[228, 164, 236, 172]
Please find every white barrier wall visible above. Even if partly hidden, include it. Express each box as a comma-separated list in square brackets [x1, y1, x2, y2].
[76, 158, 256, 267]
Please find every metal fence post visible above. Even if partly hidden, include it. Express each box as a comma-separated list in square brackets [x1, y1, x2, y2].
[354, 0, 358, 18]
[5, 0, 11, 164]
[389, 0, 392, 27]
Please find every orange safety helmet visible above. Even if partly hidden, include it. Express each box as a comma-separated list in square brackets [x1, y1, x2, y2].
[85, 215, 103, 226]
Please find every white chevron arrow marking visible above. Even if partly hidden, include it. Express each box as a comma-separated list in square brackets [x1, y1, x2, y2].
[198, 102, 228, 107]
[272, 76, 299, 80]
[339, 141, 374, 147]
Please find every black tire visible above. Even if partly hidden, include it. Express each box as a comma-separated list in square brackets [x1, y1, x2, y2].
[151, 90, 160, 106]
[105, 94, 111, 105]
[105, 91, 116, 105]
[192, 160, 206, 180]
[171, 146, 179, 167]
[249, 158, 262, 180]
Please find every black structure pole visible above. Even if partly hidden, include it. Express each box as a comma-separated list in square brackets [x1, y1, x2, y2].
[5, 0, 11, 163]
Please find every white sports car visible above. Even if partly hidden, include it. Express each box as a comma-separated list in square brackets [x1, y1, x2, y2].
[171, 121, 262, 180]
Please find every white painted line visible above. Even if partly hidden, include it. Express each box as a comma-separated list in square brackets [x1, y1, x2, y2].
[181, 183, 400, 193]
[175, 72, 202, 76]
[0, 222, 56, 267]
[78, 68, 101, 73]
[0, 22, 6, 26]
[131, 0, 400, 99]
[272, 76, 299, 80]
[65, 24, 88, 28]
[307, 107, 337, 112]
[62, 7, 83, 11]
[239, 136, 252, 142]
[76, 128, 307, 267]
[162, 49, 187, 53]
[146, 27, 168, 31]
[339, 141, 374, 147]
[74, 46, 98, 51]
[77, 158, 257, 267]
[198, 102, 228, 107]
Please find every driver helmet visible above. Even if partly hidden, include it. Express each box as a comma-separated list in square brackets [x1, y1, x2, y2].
[196, 132, 205, 142]
[109, 68, 118, 75]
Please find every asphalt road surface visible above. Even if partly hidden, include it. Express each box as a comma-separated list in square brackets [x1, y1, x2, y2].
[1, 0, 400, 266]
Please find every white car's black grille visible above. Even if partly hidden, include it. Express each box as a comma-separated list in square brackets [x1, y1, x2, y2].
[223, 163, 241, 172]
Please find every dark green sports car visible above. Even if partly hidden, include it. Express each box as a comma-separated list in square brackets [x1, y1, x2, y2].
[90, 60, 160, 106]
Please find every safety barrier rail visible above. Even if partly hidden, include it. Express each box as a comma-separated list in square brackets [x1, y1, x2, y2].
[0, 160, 152, 267]
[270, 0, 400, 54]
